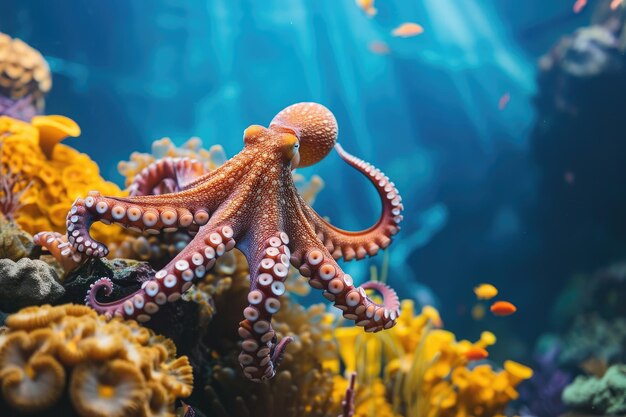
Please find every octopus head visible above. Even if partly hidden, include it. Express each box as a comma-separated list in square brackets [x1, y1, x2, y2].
[269, 102, 338, 167]
[243, 124, 301, 168]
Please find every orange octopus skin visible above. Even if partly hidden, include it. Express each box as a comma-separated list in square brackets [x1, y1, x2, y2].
[64, 102, 403, 382]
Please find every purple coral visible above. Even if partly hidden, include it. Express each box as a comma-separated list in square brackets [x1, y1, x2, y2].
[340, 373, 356, 417]
[519, 344, 573, 417]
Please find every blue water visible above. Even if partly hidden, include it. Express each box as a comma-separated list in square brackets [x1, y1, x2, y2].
[1, 0, 597, 355]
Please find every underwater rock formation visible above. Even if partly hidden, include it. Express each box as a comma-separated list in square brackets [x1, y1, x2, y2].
[0, 213, 34, 261]
[0, 258, 64, 312]
[562, 364, 626, 415]
[0, 33, 51, 121]
[69, 102, 403, 382]
[0, 304, 193, 417]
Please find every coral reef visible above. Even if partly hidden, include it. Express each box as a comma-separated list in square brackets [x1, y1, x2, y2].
[0, 115, 126, 248]
[0, 33, 50, 121]
[334, 299, 532, 417]
[0, 303, 193, 417]
[559, 314, 626, 372]
[186, 254, 342, 416]
[518, 342, 572, 417]
[562, 364, 626, 415]
[117, 137, 227, 189]
[0, 258, 64, 312]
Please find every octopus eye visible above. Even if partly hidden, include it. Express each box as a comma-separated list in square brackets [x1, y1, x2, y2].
[270, 102, 338, 167]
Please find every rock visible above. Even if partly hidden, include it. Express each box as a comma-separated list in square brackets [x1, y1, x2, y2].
[0, 258, 64, 312]
[0, 214, 34, 261]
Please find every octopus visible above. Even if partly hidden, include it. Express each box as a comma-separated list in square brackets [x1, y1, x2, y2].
[57, 103, 404, 381]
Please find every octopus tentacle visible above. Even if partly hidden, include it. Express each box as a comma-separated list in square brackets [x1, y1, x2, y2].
[128, 157, 206, 197]
[67, 192, 212, 257]
[298, 247, 399, 332]
[85, 224, 236, 321]
[238, 232, 294, 381]
[303, 144, 404, 262]
[33, 231, 84, 273]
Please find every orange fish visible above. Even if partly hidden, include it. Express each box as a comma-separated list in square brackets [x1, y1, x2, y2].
[369, 41, 390, 55]
[611, 0, 623, 10]
[464, 346, 489, 361]
[490, 301, 517, 316]
[392, 23, 424, 38]
[573, 0, 587, 13]
[499, 93, 510, 110]
[356, 0, 377, 17]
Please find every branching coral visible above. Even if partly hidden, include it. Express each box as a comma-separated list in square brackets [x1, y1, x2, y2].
[334, 299, 532, 417]
[0, 304, 193, 416]
[0, 116, 125, 248]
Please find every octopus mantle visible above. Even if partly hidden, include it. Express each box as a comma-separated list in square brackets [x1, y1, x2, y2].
[48, 103, 404, 381]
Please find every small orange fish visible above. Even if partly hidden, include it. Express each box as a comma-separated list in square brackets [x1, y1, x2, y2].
[464, 346, 489, 361]
[573, 0, 587, 13]
[392, 23, 424, 38]
[611, 0, 623, 10]
[356, 0, 377, 17]
[490, 301, 517, 316]
[474, 283, 498, 300]
[498, 93, 510, 110]
[369, 41, 390, 55]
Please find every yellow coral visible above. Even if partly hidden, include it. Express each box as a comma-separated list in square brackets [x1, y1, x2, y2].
[0, 304, 193, 416]
[0, 115, 126, 248]
[334, 299, 532, 417]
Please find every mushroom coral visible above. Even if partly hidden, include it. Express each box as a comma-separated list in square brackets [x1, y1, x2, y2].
[0, 303, 193, 417]
[334, 299, 533, 417]
[0, 116, 126, 249]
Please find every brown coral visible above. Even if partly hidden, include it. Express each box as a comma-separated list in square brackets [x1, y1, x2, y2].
[0, 330, 65, 412]
[0, 304, 193, 417]
[70, 359, 147, 417]
[0, 33, 51, 110]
